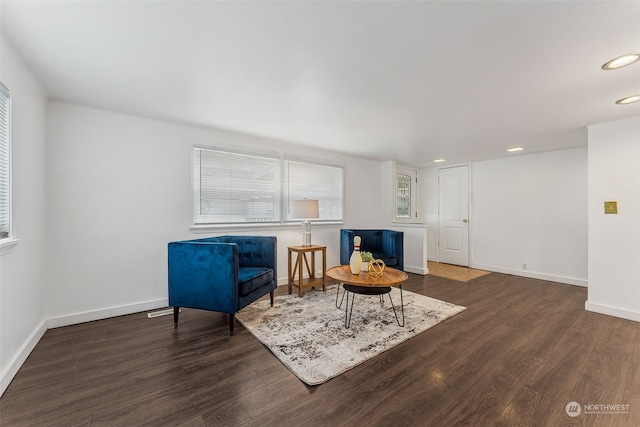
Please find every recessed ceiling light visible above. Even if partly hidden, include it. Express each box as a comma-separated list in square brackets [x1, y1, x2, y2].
[602, 53, 640, 70]
[616, 95, 640, 105]
[432, 158, 446, 163]
[506, 147, 524, 152]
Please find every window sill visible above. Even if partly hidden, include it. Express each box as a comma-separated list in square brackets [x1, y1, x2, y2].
[190, 221, 344, 234]
[0, 238, 19, 255]
[391, 221, 426, 226]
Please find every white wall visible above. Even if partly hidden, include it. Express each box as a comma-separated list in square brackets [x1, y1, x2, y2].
[472, 148, 587, 285]
[390, 225, 427, 274]
[587, 116, 640, 321]
[0, 37, 48, 395]
[422, 147, 588, 286]
[45, 101, 383, 325]
[421, 167, 438, 261]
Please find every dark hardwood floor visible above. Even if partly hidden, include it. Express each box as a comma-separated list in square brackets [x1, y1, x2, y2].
[2, 272, 639, 426]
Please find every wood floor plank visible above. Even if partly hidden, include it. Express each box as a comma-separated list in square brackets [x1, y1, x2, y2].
[2, 272, 639, 426]
[244, 372, 356, 427]
[494, 385, 560, 427]
[202, 375, 308, 427]
[570, 316, 635, 404]
[620, 326, 640, 427]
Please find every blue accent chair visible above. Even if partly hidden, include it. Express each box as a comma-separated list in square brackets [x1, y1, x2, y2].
[340, 229, 404, 271]
[168, 235, 277, 335]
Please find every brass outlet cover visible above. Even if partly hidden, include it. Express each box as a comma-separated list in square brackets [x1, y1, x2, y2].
[604, 201, 618, 214]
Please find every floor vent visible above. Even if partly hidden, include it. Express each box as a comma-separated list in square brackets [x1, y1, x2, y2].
[147, 308, 179, 319]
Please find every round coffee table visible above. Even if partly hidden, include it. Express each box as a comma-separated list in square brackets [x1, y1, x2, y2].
[326, 265, 408, 328]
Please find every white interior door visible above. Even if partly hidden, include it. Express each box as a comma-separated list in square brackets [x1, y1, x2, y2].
[438, 166, 469, 266]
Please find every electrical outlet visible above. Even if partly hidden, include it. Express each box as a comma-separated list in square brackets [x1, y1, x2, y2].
[522, 263, 527, 270]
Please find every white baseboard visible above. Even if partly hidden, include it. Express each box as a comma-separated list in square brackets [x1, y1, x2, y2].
[1, 319, 47, 397]
[405, 265, 428, 275]
[46, 298, 168, 329]
[469, 263, 587, 287]
[585, 301, 640, 322]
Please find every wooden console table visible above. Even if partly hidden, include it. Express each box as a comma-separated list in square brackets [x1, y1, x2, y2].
[288, 245, 327, 298]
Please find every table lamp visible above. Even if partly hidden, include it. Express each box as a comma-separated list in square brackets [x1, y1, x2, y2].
[291, 199, 319, 246]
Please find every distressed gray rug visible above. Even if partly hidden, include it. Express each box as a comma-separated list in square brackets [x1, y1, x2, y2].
[236, 285, 466, 385]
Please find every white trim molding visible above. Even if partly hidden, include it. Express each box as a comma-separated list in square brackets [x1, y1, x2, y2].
[46, 298, 169, 329]
[585, 301, 640, 322]
[405, 265, 428, 275]
[0, 319, 46, 397]
[470, 263, 587, 287]
[0, 238, 19, 255]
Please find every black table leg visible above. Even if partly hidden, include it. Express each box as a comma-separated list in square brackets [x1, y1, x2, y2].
[336, 282, 347, 309]
[386, 285, 405, 327]
[341, 284, 404, 329]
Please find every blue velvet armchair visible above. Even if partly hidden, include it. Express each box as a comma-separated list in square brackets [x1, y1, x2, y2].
[168, 235, 277, 335]
[340, 229, 404, 271]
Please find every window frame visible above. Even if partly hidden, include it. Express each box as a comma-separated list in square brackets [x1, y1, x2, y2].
[192, 147, 282, 226]
[282, 157, 344, 223]
[0, 81, 15, 253]
[191, 146, 344, 229]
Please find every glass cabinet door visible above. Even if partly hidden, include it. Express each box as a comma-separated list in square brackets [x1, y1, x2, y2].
[394, 166, 417, 223]
[396, 173, 412, 218]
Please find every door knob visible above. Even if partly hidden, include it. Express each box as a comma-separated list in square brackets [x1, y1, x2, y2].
[462, 219, 468, 223]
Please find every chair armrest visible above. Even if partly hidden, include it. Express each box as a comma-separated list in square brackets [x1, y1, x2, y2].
[168, 241, 239, 312]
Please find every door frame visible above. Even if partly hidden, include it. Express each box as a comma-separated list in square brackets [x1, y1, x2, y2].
[436, 163, 471, 266]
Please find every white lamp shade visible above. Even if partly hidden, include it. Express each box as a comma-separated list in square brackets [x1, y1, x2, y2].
[291, 199, 319, 219]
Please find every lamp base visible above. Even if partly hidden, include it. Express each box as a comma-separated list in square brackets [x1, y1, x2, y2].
[301, 220, 312, 247]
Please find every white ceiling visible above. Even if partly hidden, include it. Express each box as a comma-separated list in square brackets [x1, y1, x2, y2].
[2, 1, 639, 166]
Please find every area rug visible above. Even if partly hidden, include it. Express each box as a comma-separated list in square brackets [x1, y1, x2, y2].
[236, 286, 466, 385]
[427, 261, 491, 282]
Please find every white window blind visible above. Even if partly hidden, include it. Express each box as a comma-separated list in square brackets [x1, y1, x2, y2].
[193, 147, 344, 225]
[193, 148, 281, 224]
[284, 160, 343, 221]
[0, 83, 10, 239]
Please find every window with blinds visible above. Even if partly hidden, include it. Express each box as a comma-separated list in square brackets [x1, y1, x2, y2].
[284, 160, 343, 221]
[0, 83, 10, 240]
[193, 147, 344, 225]
[193, 148, 281, 224]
